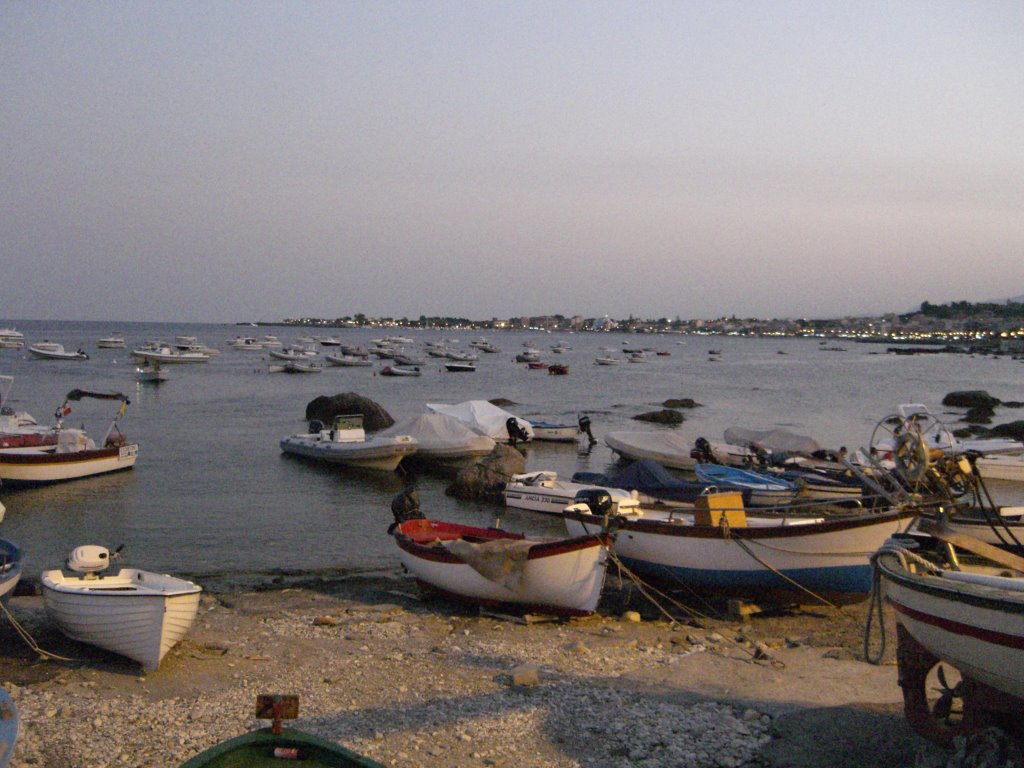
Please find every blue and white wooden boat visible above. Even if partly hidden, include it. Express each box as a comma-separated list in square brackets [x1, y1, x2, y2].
[694, 464, 799, 507]
[0, 686, 17, 767]
[0, 538, 23, 605]
[563, 496, 917, 605]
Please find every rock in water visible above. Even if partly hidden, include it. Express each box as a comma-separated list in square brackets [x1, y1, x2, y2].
[304, 392, 395, 431]
[942, 391, 1001, 409]
[446, 445, 525, 502]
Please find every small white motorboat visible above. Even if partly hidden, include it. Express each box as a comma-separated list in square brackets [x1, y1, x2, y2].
[41, 545, 202, 671]
[280, 414, 418, 472]
[268, 360, 322, 374]
[391, 518, 609, 616]
[135, 361, 169, 383]
[28, 342, 89, 360]
[131, 345, 210, 364]
[380, 365, 421, 377]
[227, 336, 264, 350]
[268, 344, 318, 361]
[444, 361, 476, 373]
[96, 333, 126, 349]
[503, 470, 639, 517]
[528, 421, 578, 443]
[324, 353, 373, 367]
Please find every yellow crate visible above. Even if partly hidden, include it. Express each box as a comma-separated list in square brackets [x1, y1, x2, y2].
[694, 491, 746, 527]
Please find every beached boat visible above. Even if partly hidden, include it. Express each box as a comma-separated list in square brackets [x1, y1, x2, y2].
[0, 390, 137, 486]
[572, 459, 753, 507]
[426, 401, 534, 443]
[503, 470, 639, 517]
[280, 414, 418, 471]
[528, 421, 578, 442]
[27, 342, 89, 360]
[41, 545, 202, 671]
[380, 413, 494, 466]
[873, 527, 1024, 746]
[380, 365, 421, 377]
[0, 686, 17, 767]
[563, 491, 918, 604]
[604, 431, 754, 470]
[179, 695, 383, 767]
[694, 464, 800, 507]
[975, 453, 1024, 483]
[0, 538, 23, 605]
[391, 517, 610, 616]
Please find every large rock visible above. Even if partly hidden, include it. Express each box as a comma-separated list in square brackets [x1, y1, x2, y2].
[633, 409, 684, 425]
[662, 398, 701, 409]
[304, 393, 394, 432]
[990, 421, 1024, 443]
[445, 444, 525, 503]
[942, 391, 1001, 409]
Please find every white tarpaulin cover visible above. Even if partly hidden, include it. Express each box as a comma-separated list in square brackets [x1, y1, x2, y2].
[381, 413, 495, 458]
[426, 401, 534, 441]
[722, 428, 822, 455]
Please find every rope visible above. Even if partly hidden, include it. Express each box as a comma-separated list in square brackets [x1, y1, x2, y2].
[0, 599, 80, 662]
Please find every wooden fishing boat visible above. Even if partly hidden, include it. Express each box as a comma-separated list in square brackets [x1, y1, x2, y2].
[42, 545, 202, 671]
[563, 491, 919, 605]
[0, 686, 17, 768]
[179, 695, 383, 767]
[391, 518, 609, 616]
[873, 525, 1024, 746]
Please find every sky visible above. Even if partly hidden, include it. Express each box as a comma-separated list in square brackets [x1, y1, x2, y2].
[1, 2, 1022, 324]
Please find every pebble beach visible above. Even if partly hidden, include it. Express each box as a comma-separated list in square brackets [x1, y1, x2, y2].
[2, 569, 939, 768]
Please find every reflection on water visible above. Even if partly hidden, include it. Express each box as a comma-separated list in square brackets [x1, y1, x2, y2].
[1, 319, 1023, 585]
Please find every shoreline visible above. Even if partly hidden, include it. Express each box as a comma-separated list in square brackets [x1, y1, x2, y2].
[1, 571, 943, 768]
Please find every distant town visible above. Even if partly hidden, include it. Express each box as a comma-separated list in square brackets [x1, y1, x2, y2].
[279, 300, 1024, 353]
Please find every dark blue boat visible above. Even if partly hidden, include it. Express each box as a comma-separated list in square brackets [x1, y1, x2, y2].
[572, 459, 752, 506]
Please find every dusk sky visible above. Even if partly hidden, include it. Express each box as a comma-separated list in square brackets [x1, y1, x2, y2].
[2, 2, 1021, 323]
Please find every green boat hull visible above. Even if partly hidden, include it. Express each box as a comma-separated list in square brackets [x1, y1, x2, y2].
[179, 726, 383, 768]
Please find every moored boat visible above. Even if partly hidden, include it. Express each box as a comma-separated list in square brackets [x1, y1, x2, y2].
[528, 421, 578, 442]
[27, 342, 89, 360]
[41, 545, 202, 671]
[324, 353, 373, 367]
[380, 413, 495, 466]
[179, 695, 383, 767]
[503, 470, 639, 517]
[694, 463, 800, 507]
[605, 431, 753, 470]
[136, 361, 169, 383]
[96, 333, 126, 349]
[380, 365, 421, 377]
[280, 414, 417, 471]
[391, 517, 610, 616]
[444, 361, 476, 372]
[131, 345, 210, 364]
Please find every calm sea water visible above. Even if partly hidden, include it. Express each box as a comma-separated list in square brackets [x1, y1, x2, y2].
[2, 320, 1023, 587]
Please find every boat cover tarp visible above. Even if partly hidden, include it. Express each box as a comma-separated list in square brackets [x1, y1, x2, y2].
[426, 401, 534, 441]
[445, 538, 534, 589]
[381, 413, 495, 456]
[604, 431, 696, 463]
[573, 459, 750, 504]
[722, 427, 820, 455]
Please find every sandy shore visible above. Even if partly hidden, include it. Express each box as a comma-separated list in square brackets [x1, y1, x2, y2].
[1, 569, 942, 768]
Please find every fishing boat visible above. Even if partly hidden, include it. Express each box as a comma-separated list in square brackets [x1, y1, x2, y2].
[0, 686, 17, 767]
[694, 464, 801, 507]
[391, 517, 610, 616]
[379, 413, 494, 466]
[379, 365, 421, 377]
[27, 342, 89, 360]
[563, 490, 918, 605]
[280, 414, 418, 472]
[503, 470, 639, 517]
[0, 390, 137, 486]
[528, 421, 578, 442]
[0, 539, 23, 605]
[604, 431, 753, 470]
[975, 454, 1024, 483]
[179, 695, 383, 767]
[41, 545, 202, 671]
[873, 526, 1024, 746]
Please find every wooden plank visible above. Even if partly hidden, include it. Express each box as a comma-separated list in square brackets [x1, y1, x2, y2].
[918, 520, 1024, 574]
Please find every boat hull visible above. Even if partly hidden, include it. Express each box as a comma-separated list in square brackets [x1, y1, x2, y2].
[179, 726, 383, 767]
[41, 568, 202, 671]
[564, 506, 917, 604]
[0, 444, 138, 485]
[392, 519, 609, 616]
[0, 539, 23, 605]
[280, 435, 417, 471]
[976, 455, 1024, 483]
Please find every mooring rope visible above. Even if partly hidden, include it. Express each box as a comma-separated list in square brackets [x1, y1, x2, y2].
[0, 599, 80, 663]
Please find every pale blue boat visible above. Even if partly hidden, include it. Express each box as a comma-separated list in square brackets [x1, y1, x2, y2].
[694, 464, 799, 507]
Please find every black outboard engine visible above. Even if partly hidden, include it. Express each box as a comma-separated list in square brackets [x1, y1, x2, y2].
[390, 485, 423, 525]
[577, 414, 596, 446]
[573, 489, 613, 516]
[691, 436, 715, 464]
[505, 417, 529, 446]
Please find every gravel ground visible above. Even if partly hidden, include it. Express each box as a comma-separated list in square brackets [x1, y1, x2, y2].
[0, 570, 940, 768]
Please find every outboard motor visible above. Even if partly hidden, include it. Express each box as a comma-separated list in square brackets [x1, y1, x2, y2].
[390, 485, 423, 525]
[691, 436, 715, 464]
[505, 417, 529, 447]
[577, 414, 596, 446]
[66, 544, 122, 577]
[573, 489, 614, 517]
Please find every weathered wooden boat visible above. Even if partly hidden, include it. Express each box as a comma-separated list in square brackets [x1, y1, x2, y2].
[0, 390, 137, 486]
[0, 686, 17, 768]
[563, 490, 919, 605]
[391, 518, 609, 616]
[0, 539, 23, 605]
[179, 695, 383, 767]
[280, 414, 417, 472]
[41, 545, 202, 671]
[873, 525, 1024, 746]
